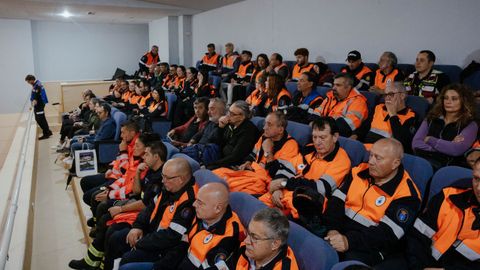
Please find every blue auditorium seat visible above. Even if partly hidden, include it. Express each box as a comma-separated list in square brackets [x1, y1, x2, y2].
[402, 154, 433, 198]
[284, 60, 296, 72]
[286, 81, 298, 96]
[464, 70, 480, 90]
[365, 62, 379, 71]
[360, 91, 379, 117]
[151, 93, 177, 139]
[316, 86, 330, 98]
[434, 65, 462, 83]
[171, 153, 200, 173]
[331, 261, 368, 270]
[229, 191, 339, 270]
[327, 63, 344, 74]
[286, 120, 312, 147]
[193, 169, 227, 187]
[95, 110, 127, 164]
[429, 166, 472, 200]
[405, 95, 430, 122]
[163, 141, 179, 160]
[250, 116, 265, 132]
[208, 75, 222, 90]
[397, 64, 415, 76]
[195, 60, 201, 69]
[338, 136, 367, 167]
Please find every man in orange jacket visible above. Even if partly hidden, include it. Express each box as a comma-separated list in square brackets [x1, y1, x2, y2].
[324, 138, 421, 269]
[213, 111, 299, 195]
[313, 73, 368, 137]
[229, 208, 299, 269]
[68, 141, 167, 270]
[406, 158, 480, 270]
[262, 117, 351, 223]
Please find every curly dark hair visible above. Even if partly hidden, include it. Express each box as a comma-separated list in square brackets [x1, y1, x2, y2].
[426, 83, 475, 127]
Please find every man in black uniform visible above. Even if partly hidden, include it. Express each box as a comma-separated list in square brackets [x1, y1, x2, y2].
[25, 74, 52, 140]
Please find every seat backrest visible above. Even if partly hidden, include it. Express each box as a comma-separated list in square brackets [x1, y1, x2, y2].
[365, 62, 379, 71]
[316, 86, 330, 98]
[209, 75, 222, 90]
[285, 81, 298, 96]
[359, 91, 379, 118]
[112, 110, 127, 140]
[286, 120, 312, 147]
[193, 168, 227, 187]
[229, 191, 338, 270]
[229, 191, 267, 226]
[250, 117, 265, 132]
[287, 222, 339, 270]
[429, 166, 472, 200]
[331, 261, 367, 270]
[171, 153, 200, 173]
[284, 60, 296, 72]
[195, 60, 201, 69]
[338, 136, 367, 167]
[434, 64, 462, 83]
[327, 63, 344, 74]
[406, 95, 430, 122]
[402, 154, 433, 198]
[163, 141, 179, 160]
[398, 64, 415, 76]
[464, 70, 480, 90]
[165, 93, 177, 121]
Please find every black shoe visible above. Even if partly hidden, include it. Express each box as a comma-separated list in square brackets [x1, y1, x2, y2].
[38, 134, 51, 140]
[87, 217, 95, 227]
[68, 258, 97, 270]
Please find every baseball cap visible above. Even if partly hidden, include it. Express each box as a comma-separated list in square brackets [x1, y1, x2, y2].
[346, 50, 361, 61]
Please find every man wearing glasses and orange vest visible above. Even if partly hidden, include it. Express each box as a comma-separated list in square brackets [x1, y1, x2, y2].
[119, 182, 245, 270]
[103, 158, 197, 270]
[406, 158, 480, 270]
[324, 138, 422, 269]
[313, 73, 368, 138]
[364, 81, 417, 153]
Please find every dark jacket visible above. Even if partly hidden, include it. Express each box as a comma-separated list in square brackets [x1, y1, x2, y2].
[206, 120, 259, 170]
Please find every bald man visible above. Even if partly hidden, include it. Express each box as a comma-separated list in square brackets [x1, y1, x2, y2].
[120, 183, 245, 270]
[323, 138, 422, 270]
[104, 158, 197, 270]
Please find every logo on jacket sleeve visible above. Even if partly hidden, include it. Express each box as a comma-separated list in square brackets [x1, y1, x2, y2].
[396, 208, 409, 223]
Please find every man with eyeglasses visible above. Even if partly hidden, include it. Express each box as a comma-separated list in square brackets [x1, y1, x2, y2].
[206, 100, 259, 170]
[364, 81, 417, 153]
[229, 208, 299, 269]
[214, 111, 299, 195]
[102, 158, 197, 270]
[119, 182, 245, 270]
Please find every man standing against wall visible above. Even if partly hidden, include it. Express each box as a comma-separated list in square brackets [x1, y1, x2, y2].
[25, 74, 52, 140]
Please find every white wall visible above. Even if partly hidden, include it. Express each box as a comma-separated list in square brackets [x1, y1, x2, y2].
[32, 21, 148, 81]
[0, 19, 35, 113]
[192, 0, 480, 67]
[149, 17, 170, 63]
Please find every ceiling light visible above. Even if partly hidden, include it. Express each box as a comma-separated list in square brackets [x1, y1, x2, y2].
[59, 10, 72, 18]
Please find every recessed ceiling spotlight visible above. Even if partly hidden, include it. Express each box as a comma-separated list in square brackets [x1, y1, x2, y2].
[59, 10, 72, 18]
[87, 11, 95, 15]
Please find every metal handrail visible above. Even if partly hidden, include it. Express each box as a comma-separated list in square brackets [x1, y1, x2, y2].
[0, 99, 35, 270]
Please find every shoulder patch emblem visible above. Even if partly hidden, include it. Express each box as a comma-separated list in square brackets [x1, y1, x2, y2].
[375, 196, 386, 206]
[397, 208, 409, 223]
[203, 233, 213, 244]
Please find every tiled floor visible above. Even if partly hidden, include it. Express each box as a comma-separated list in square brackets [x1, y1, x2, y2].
[30, 134, 89, 270]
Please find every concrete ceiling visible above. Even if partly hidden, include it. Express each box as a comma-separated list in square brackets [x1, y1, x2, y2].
[0, 0, 244, 24]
